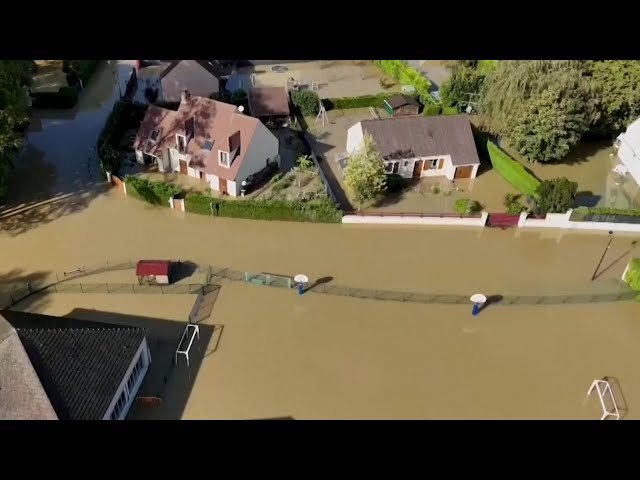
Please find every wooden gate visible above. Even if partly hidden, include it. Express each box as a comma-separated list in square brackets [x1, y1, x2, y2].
[487, 213, 520, 228]
[412, 160, 423, 178]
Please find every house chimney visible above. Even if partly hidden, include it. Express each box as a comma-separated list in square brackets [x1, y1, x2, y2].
[181, 90, 190, 103]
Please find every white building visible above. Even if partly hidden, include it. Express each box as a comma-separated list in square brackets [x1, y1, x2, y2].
[615, 117, 640, 185]
[346, 114, 481, 181]
[133, 92, 279, 197]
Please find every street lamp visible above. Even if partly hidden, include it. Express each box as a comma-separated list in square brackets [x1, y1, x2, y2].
[591, 230, 614, 281]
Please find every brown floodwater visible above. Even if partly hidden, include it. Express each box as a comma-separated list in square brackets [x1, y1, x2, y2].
[13, 286, 640, 420]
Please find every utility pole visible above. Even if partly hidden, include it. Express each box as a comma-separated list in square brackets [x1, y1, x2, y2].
[591, 231, 614, 281]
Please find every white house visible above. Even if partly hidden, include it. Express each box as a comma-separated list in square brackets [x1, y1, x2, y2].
[346, 114, 481, 181]
[615, 117, 640, 185]
[133, 92, 279, 197]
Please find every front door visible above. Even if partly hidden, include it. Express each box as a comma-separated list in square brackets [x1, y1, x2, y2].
[179, 160, 188, 175]
[412, 160, 423, 178]
[219, 178, 228, 195]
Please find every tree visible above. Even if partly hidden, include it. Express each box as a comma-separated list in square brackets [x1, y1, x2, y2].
[439, 64, 486, 112]
[292, 90, 320, 116]
[506, 84, 591, 162]
[586, 60, 640, 137]
[535, 177, 578, 214]
[343, 133, 387, 209]
[479, 60, 595, 135]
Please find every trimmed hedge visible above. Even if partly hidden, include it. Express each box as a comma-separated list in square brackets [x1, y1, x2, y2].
[423, 104, 442, 116]
[441, 106, 459, 115]
[31, 86, 79, 109]
[125, 177, 180, 207]
[486, 140, 541, 198]
[185, 193, 343, 223]
[97, 101, 148, 176]
[372, 60, 436, 105]
[570, 206, 640, 223]
[323, 93, 406, 111]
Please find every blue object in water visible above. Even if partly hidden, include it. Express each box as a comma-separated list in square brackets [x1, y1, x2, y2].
[298, 283, 304, 296]
[472, 303, 480, 316]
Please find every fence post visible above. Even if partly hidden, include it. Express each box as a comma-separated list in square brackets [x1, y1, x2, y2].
[106, 283, 110, 294]
[80, 284, 84, 293]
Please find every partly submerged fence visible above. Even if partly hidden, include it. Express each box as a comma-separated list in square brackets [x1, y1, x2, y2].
[1, 259, 636, 309]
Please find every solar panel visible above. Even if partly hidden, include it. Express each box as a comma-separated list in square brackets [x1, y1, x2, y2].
[203, 139, 213, 151]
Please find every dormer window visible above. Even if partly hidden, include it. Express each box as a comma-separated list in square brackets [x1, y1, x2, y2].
[149, 130, 159, 142]
[219, 151, 230, 167]
[203, 139, 214, 151]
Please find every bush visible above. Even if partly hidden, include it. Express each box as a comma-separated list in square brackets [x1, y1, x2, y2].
[503, 193, 527, 214]
[441, 106, 459, 115]
[423, 104, 442, 116]
[373, 60, 436, 105]
[453, 198, 481, 214]
[125, 177, 180, 206]
[184, 193, 342, 223]
[70, 60, 101, 85]
[292, 90, 321, 116]
[31, 86, 79, 109]
[623, 258, 640, 294]
[323, 93, 409, 111]
[535, 177, 578, 214]
[486, 140, 541, 198]
[385, 174, 407, 193]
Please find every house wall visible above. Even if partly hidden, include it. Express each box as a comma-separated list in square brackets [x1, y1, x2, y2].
[346, 123, 364, 155]
[393, 105, 420, 117]
[343, 211, 489, 227]
[384, 155, 451, 179]
[135, 150, 144, 164]
[233, 121, 279, 191]
[617, 140, 640, 187]
[102, 338, 151, 420]
[158, 149, 170, 172]
[518, 209, 640, 233]
[159, 60, 220, 103]
[206, 174, 219, 191]
[169, 148, 188, 172]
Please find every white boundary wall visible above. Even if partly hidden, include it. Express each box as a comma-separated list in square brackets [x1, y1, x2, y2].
[342, 211, 488, 226]
[519, 209, 640, 233]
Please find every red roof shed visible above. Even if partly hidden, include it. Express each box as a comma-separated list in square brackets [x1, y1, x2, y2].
[136, 260, 171, 277]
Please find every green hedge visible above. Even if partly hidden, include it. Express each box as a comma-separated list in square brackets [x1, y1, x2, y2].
[372, 60, 436, 105]
[570, 206, 640, 223]
[125, 177, 180, 207]
[185, 193, 342, 223]
[31, 86, 79, 109]
[323, 93, 405, 111]
[97, 101, 148, 176]
[441, 106, 459, 115]
[486, 140, 541, 198]
[423, 104, 442, 116]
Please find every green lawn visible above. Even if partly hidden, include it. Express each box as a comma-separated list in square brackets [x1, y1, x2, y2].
[486, 141, 541, 198]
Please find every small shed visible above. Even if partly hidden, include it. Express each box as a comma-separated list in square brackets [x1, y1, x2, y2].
[136, 260, 172, 285]
[248, 87, 291, 126]
[383, 95, 421, 117]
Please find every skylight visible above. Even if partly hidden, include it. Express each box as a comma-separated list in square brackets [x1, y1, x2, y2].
[203, 139, 214, 151]
[150, 130, 160, 141]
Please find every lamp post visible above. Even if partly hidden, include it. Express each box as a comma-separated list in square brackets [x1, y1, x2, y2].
[591, 231, 614, 281]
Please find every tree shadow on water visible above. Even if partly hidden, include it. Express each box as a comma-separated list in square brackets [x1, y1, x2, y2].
[304, 276, 334, 293]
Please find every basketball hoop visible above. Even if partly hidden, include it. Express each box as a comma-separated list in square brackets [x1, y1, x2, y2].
[470, 293, 487, 316]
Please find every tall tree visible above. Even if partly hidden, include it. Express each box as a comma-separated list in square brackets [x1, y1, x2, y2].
[586, 60, 640, 137]
[535, 177, 578, 214]
[343, 133, 387, 209]
[506, 84, 591, 162]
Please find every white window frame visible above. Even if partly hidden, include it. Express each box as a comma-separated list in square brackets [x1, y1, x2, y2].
[403, 160, 409, 168]
[384, 161, 397, 174]
[429, 159, 439, 169]
[219, 150, 230, 168]
[176, 134, 187, 152]
[149, 129, 160, 143]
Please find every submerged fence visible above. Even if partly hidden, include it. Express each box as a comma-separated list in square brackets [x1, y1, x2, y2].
[1, 259, 637, 309]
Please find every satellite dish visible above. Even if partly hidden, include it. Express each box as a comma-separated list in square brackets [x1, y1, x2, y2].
[237, 105, 245, 113]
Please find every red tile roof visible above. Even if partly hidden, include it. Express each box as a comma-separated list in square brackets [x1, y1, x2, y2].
[136, 260, 171, 277]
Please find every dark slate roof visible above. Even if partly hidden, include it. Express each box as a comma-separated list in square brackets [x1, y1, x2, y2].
[1, 310, 146, 420]
[385, 94, 420, 109]
[360, 114, 481, 166]
[160, 60, 223, 79]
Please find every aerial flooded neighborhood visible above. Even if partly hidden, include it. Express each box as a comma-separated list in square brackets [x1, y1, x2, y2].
[2, 59, 640, 420]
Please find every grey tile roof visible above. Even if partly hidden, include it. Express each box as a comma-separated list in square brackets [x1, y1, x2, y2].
[360, 114, 481, 166]
[0, 311, 146, 420]
[385, 94, 420, 109]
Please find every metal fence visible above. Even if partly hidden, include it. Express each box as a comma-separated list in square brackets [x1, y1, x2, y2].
[1, 259, 637, 309]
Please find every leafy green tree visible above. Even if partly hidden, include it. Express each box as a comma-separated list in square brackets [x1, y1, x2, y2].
[440, 64, 486, 112]
[506, 84, 591, 162]
[535, 177, 578, 214]
[343, 133, 387, 209]
[586, 60, 640, 137]
[292, 90, 321, 116]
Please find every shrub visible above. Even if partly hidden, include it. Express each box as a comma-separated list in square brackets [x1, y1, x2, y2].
[31, 86, 79, 109]
[373, 60, 436, 105]
[125, 177, 180, 206]
[292, 90, 321, 116]
[623, 258, 640, 294]
[423, 104, 442, 116]
[486, 140, 541, 198]
[184, 193, 342, 223]
[323, 93, 407, 111]
[453, 198, 482, 214]
[385, 174, 407, 193]
[441, 106, 459, 115]
[535, 177, 578, 214]
[272, 180, 287, 193]
[570, 207, 640, 223]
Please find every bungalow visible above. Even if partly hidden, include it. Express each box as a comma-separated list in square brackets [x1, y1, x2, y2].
[158, 60, 222, 103]
[615, 117, 640, 186]
[346, 114, 481, 181]
[0, 311, 150, 420]
[133, 92, 280, 197]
